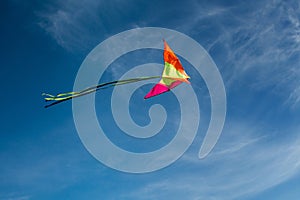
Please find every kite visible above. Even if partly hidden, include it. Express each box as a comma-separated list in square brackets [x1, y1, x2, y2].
[43, 40, 190, 108]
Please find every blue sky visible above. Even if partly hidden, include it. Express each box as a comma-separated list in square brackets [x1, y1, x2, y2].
[1, 0, 300, 199]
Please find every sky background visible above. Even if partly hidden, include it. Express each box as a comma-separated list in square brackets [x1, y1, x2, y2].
[1, 0, 300, 199]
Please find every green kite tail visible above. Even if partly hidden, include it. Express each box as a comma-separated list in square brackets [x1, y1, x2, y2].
[43, 76, 160, 108]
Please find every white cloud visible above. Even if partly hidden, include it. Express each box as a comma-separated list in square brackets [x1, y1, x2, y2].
[205, 1, 300, 107]
[36, 0, 142, 52]
[37, 0, 113, 51]
[123, 122, 300, 200]
[286, 85, 300, 108]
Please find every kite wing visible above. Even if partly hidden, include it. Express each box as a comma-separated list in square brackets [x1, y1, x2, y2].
[144, 40, 190, 99]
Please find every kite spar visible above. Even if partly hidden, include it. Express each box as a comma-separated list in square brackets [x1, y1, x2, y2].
[43, 40, 190, 108]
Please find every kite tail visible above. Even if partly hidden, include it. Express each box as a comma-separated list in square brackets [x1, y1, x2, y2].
[43, 76, 160, 108]
[42, 92, 79, 101]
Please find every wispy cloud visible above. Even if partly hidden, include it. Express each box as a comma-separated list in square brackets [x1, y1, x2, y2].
[37, 0, 104, 51]
[286, 85, 300, 108]
[36, 0, 145, 52]
[197, 0, 300, 108]
[123, 122, 300, 200]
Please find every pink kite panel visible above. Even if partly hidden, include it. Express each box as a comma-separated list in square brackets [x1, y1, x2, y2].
[144, 83, 170, 99]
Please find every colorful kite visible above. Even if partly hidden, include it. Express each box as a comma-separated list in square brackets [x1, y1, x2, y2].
[43, 40, 190, 108]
